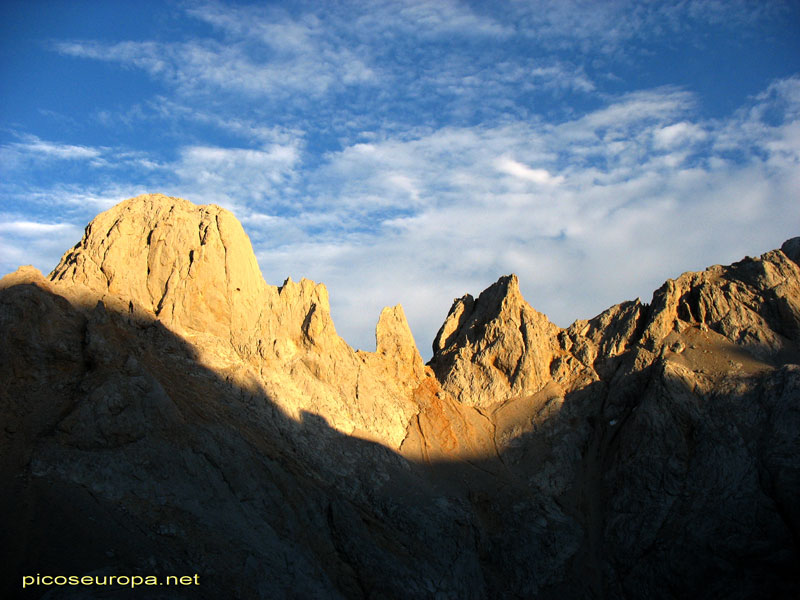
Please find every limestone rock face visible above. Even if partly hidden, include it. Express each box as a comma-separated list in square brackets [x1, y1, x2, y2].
[430, 274, 562, 408]
[638, 247, 800, 359]
[46, 194, 431, 449]
[431, 243, 800, 411]
[50, 194, 269, 346]
[563, 299, 645, 369]
[375, 304, 426, 380]
[1, 195, 798, 599]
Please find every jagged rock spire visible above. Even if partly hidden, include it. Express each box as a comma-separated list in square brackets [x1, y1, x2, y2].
[430, 273, 561, 408]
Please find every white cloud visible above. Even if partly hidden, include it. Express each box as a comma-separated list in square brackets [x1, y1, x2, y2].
[0, 134, 102, 171]
[51, 0, 604, 133]
[508, 0, 787, 55]
[55, 6, 377, 100]
[170, 143, 301, 211]
[575, 88, 695, 135]
[144, 97, 303, 146]
[495, 158, 564, 185]
[352, 0, 511, 38]
[0, 215, 84, 279]
[17, 138, 100, 160]
[652, 122, 707, 149]
[0, 220, 75, 234]
[529, 63, 595, 93]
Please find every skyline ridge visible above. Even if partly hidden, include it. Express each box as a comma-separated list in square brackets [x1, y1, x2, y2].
[2, 0, 799, 358]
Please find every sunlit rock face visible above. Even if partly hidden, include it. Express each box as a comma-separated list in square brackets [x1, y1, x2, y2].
[2, 194, 798, 599]
[46, 194, 433, 449]
[50, 194, 269, 345]
[430, 274, 563, 409]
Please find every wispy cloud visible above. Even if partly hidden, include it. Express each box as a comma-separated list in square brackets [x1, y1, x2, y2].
[351, 0, 511, 38]
[144, 97, 303, 146]
[508, 0, 789, 55]
[5, 1, 798, 357]
[54, 3, 377, 100]
[0, 213, 84, 279]
[0, 134, 102, 167]
[51, 0, 600, 130]
[170, 142, 302, 212]
[0, 220, 75, 234]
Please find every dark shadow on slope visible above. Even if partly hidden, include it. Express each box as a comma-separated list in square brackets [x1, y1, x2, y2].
[1, 282, 799, 599]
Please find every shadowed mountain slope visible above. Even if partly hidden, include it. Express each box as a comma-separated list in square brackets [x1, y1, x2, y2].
[2, 194, 798, 599]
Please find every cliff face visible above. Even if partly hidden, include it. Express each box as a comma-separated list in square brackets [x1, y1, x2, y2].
[46, 194, 439, 449]
[2, 194, 798, 599]
[430, 274, 563, 409]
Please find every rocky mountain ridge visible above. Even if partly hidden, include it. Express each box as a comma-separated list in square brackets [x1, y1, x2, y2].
[2, 194, 798, 599]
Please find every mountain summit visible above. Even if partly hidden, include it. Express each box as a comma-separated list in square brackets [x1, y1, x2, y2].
[2, 194, 798, 599]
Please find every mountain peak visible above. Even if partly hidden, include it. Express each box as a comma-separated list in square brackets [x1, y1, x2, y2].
[431, 273, 561, 408]
[486, 272, 520, 297]
[49, 193, 268, 342]
[432, 273, 523, 353]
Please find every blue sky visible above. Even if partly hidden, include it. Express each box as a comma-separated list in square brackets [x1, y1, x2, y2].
[2, 0, 799, 357]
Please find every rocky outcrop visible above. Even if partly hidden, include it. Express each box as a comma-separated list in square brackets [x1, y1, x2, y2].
[2, 195, 798, 599]
[430, 274, 562, 408]
[46, 194, 436, 449]
[375, 304, 426, 381]
[638, 248, 800, 360]
[50, 195, 269, 345]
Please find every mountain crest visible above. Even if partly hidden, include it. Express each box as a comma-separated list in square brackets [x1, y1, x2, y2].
[432, 274, 521, 353]
[49, 194, 269, 344]
[430, 273, 561, 408]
